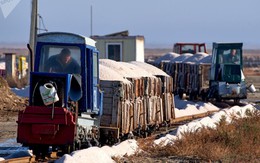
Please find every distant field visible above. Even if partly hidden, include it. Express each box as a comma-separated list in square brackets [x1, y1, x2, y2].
[145, 48, 260, 61]
[1, 47, 260, 70]
[0, 47, 260, 58]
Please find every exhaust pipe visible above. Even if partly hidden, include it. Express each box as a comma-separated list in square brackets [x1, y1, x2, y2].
[27, 43, 33, 72]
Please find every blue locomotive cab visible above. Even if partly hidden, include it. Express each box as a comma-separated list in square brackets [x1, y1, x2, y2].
[32, 32, 103, 115]
[17, 32, 103, 156]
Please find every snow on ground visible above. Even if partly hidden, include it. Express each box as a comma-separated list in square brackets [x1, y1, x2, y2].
[0, 138, 21, 148]
[54, 101, 258, 163]
[155, 103, 258, 145]
[10, 86, 29, 98]
[56, 139, 138, 163]
[0, 138, 30, 160]
[6, 84, 259, 163]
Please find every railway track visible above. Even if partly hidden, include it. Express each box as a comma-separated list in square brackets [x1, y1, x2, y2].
[153, 111, 218, 139]
[0, 151, 59, 163]
[0, 100, 249, 162]
[0, 156, 35, 163]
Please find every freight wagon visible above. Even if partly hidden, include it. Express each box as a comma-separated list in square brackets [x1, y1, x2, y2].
[158, 43, 254, 102]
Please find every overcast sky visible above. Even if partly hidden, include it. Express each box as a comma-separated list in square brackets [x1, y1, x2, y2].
[0, 0, 260, 48]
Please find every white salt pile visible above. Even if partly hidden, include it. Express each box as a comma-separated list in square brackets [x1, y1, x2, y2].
[119, 62, 154, 78]
[130, 61, 169, 77]
[100, 59, 159, 81]
[174, 96, 219, 118]
[100, 59, 140, 78]
[198, 55, 212, 64]
[183, 52, 208, 63]
[170, 53, 193, 62]
[154, 52, 180, 64]
[99, 64, 131, 84]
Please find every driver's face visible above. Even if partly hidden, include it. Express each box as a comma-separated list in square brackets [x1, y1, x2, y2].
[62, 55, 71, 64]
[231, 50, 236, 56]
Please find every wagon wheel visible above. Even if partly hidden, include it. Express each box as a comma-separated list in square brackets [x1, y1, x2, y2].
[178, 89, 185, 99]
[234, 99, 240, 104]
[31, 145, 49, 160]
[60, 140, 79, 155]
[201, 89, 208, 101]
[189, 91, 194, 101]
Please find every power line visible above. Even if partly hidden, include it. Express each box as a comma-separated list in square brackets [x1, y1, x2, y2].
[37, 14, 48, 33]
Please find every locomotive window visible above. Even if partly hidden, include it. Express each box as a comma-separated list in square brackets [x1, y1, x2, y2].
[39, 45, 81, 74]
[222, 49, 241, 64]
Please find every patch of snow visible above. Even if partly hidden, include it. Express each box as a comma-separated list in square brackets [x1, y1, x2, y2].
[166, 104, 257, 142]
[2, 87, 259, 162]
[55, 154, 76, 163]
[69, 147, 114, 163]
[55, 139, 138, 163]
[4, 151, 32, 160]
[154, 134, 177, 146]
[0, 138, 21, 147]
[0, 139, 29, 156]
[110, 139, 138, 157]
[11, 86, 29, 98]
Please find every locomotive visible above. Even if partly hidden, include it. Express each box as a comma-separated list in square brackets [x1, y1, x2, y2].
[17, 32, 103, 156]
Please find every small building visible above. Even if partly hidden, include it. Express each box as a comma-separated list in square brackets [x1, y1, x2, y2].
[91, 30, 144, 62]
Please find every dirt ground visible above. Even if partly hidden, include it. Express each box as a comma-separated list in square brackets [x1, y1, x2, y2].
[0, 77, 27, 143]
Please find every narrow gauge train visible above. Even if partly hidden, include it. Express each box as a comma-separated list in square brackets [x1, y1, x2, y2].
[17, 32, 103, 156]
[17, 32, 176, 157]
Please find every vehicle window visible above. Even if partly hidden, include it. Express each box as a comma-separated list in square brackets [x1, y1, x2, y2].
[181, 45, 194, 54]
[106, 43, 122, 61]
[222, 49, 241, 64]
[93, 53, 98, 78]
[199, 45, 206, 53]
[39, 45, 81, 74]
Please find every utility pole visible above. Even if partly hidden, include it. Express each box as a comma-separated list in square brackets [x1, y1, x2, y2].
[29, 0, 38, 74]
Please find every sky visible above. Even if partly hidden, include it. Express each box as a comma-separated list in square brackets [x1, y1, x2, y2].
[0, 0, 260, 48]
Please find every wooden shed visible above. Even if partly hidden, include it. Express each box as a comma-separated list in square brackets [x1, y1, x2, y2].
[91, 30, 144, 62]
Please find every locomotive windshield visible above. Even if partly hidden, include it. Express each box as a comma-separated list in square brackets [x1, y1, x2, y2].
[218, 48, 241, 65]
[38, 45, 81, 74]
